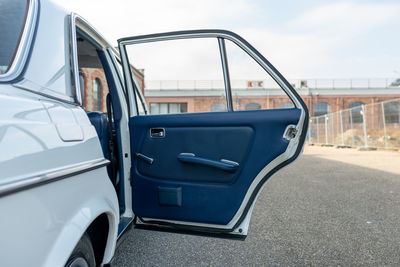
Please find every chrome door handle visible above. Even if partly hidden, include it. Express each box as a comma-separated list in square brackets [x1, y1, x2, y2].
[150, 128, 165, 138]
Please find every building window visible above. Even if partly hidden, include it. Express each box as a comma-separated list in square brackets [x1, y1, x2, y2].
[280, 102, 294, 109]
[150, 103, 188, 115]
[93, 78, 102, 111]
[314, 102, 330, 117]
[245, 103, 261, 110]
[349, 102, 363, 123]
[384, 102, 400, 124]
[211, 103, 227, 112]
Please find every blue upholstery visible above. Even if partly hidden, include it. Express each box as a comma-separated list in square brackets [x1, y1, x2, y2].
[130, 108, 301, 225]
[87, 112, 110, 159]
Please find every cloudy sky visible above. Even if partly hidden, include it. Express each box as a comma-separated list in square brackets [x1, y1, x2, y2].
[56, 0, 400, 79]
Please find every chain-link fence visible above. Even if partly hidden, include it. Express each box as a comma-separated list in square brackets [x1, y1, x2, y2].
[308, 98, 400, 149]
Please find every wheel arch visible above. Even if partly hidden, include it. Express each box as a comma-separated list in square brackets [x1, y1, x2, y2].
[86, 213, 110, 266]
[43, 198, 119, 267]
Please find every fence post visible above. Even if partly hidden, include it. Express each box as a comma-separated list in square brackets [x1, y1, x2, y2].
[308, 119, 312, 144]
[361, 105, 368, 147]
[331, 113, 335, 145]
[317, 117, 320, 144]
[340, 110, 344, 145]
[325, 115, 328, 144]
[349, 110, 354, 146]
[381, 102, 388, 148]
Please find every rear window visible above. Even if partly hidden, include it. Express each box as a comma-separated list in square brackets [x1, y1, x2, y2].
[0, 0, 29, 74]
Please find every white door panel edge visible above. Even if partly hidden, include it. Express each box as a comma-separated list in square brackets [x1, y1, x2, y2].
[104, 49, 134, 218]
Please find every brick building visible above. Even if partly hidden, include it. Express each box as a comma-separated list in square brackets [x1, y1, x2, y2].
[80, 67, 144, 112]
[79, 70, 400, 125]
[143, 80, 400, 117]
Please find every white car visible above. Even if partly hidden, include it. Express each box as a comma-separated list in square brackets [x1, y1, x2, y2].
[0, 0, 309, 266]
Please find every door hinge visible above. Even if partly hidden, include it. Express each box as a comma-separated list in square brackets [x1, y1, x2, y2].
[283, 125, 298, 141]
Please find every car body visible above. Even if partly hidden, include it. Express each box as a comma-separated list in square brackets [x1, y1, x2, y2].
[390, 78, 400, 87]
[0, 0, 309, 266]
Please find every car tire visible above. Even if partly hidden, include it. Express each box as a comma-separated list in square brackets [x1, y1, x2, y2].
[65, 233, 96, 267]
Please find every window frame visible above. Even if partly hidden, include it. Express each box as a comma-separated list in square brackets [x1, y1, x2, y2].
[384, 101, 400, 124]
[92, 78, 102, 111]
[0, 0, 38, 82]
[245, 103, 261, 110]
[150, 102, 188, 115]
[118, 30, 304, 117]
[349, 102, 364, 124]
[314, 102, 330, 117]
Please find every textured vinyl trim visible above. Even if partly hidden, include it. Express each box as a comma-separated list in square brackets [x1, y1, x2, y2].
[0, 158, 110, 198]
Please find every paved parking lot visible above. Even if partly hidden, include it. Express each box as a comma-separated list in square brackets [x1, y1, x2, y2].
[113, 146, 400, 266]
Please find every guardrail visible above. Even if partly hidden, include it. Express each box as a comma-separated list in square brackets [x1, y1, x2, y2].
[308, 98, 400, 149]
[145, 78, 400, 90]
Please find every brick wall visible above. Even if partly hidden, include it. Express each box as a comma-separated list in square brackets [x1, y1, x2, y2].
[146, 94, 400, 115]
[80, 67, 144, 112]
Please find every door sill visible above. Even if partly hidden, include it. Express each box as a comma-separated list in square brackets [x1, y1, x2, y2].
[117, 216, 134, 246]
[134, 223, 247, 241]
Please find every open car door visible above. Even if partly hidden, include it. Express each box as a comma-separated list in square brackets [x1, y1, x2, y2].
[118, 30, 309, 237]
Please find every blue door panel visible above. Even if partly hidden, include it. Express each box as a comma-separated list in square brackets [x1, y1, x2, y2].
[130, 108, 301, 225]
[137, 126, 254, 183]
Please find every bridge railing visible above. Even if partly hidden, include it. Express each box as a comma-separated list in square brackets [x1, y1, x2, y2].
[308, 98, 400, 149]
[145, 78, 399, 90]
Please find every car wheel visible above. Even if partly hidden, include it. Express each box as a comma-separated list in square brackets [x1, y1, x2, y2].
[65, 233, 96, 267]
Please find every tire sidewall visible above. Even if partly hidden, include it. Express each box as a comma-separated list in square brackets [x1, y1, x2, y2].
[65, 233, 96, 267]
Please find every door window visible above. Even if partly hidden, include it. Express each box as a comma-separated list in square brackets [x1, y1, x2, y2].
[225, 40, 295, 111]
[122, 36, 297, 116]
[123, 38, 228, 114]
[75, 32, 109, 113]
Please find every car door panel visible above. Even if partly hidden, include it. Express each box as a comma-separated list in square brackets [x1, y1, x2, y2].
[118, 30, 309, 235]
[137, 126, 253, 183]
[130, 108, 301, 225]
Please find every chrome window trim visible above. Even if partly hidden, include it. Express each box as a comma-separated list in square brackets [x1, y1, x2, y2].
[69, 13, 82, 105]
[0, 0, 39, 82]
[0, 158, 110, 198]
[217, 37, 233, 111]
[69, 13, 118, 105]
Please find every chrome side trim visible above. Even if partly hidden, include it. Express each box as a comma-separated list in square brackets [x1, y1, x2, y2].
[0, 0, 39, 82]
[0, 158, 110, 198]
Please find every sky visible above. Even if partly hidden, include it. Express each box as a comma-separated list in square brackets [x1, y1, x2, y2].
[56, 0, 400, 80]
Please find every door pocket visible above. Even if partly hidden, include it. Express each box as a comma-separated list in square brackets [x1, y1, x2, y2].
[158, 186, 182, 207]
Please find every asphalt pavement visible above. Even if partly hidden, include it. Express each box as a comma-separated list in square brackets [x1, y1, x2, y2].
[113, 146, 400, 266]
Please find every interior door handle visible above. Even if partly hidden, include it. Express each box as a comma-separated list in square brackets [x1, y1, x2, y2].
[136, 153, 154, 165]
[177, 153, 239, 172]
[150, 128, 165, 138]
